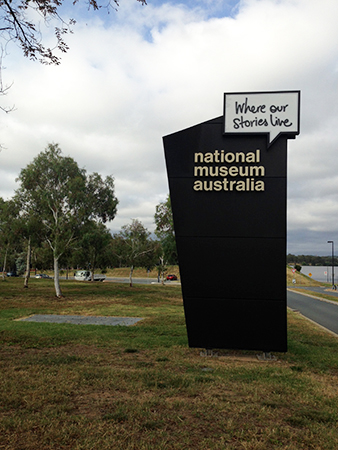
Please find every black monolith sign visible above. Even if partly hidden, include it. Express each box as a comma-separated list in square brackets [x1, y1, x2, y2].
[163, 91, 300, 352]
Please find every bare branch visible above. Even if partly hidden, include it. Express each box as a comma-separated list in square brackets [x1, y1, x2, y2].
[0, 1, 147, 65]
[0, 46, 15, 113]
[0, 1, 147, 113]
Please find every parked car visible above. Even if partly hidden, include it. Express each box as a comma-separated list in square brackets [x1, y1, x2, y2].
[6, 272, 18, 277]
[166, 274, 178, 281]
[74, 270, 106, 282]
[35, 273, 52, 279]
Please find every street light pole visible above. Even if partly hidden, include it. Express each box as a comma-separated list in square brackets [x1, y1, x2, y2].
[328, 240, 334, 287]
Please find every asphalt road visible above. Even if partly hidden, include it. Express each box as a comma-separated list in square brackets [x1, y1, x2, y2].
[287, 288, 338, 335]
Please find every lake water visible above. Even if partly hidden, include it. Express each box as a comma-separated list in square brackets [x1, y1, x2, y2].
[300, 265, 335, 283]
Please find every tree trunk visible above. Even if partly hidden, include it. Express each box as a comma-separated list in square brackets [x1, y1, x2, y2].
[24, 237, 31, 288]
[54, 256, 63, 298]
[129, 265, 134, 287]
[91, 254, 97, 282]
[160, 256, 165, 285]
[2, 245, 8, 280]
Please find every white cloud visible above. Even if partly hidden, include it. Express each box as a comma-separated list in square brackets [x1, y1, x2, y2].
[1, 0, 338, 254]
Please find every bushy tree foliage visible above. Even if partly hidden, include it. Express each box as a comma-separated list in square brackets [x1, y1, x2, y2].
[11, 204, 44, 287]
[110, 234, 127, 268]
[0, 197, 21, 278]
[32, 241, 53, 272]
[73, 220, 112, 280]
[287, 253, 338, 267]
[113, 219, 160, 286]
[16, 143, 118, 296]
[22, 215, 44, 287]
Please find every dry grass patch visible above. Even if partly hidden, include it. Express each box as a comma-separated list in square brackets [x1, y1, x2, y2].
[106, 265, 180, 279]
[1, 278, 338, 448]
[286, 266, 323, 287]
[1, 341, 338, 449]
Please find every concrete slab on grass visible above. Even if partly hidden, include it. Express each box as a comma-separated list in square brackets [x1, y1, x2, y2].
[19, 314, 143, 326]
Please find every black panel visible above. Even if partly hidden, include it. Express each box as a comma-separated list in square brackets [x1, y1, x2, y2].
[183, 298, 287, 352]
[163, 115, 288, 352]
[169, 177, 286, 238]
[176, 236, 286, 300]
[164, 117, 288, 179]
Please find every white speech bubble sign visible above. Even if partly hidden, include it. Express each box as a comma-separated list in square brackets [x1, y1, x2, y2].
[224, 91, 300, 147]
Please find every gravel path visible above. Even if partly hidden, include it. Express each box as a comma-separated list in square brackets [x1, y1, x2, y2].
[19, 315, 143, 326]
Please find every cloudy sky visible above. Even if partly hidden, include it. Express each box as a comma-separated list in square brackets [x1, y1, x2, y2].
[0, 0, 338, 255]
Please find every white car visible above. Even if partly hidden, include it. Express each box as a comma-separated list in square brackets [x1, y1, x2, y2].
[74, 270, 106, 282]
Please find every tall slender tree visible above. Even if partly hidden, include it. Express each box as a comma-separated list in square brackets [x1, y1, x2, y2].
[113, 219, 160, 287]
[0, 198, 21, 279]
[16, 143, 118, 297]
[154, 195, 178, 265]
[21, 214, 43, 288]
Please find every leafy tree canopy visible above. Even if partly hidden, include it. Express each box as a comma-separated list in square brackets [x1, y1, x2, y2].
[113, 218, 161, 286]
[15, 143, 118, 296]
[0, 197, 21, 277]
[287, 253, 338, 267]
[74, 220, 112, 280]
[154, 195, 178, 265]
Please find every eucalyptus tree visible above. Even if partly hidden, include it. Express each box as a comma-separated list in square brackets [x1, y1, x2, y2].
[154, 195, 178, 265]
[0, 197, 21, 278]
[74, 221, 112, 281]
[110, 234, 128, 268]
[20, 214, 44, 288]
[16, 143, 118, 297]
[32, 242, 53, 273]
[114, 219, 161, 287]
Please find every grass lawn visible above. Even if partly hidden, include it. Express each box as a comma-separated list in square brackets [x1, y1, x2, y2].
[1, 277, 338, 449]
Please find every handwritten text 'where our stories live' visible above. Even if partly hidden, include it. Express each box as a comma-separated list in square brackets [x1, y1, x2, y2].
[224, 91, 300, 145]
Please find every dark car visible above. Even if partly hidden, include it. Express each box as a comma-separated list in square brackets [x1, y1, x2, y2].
[35, 273, 52, 279]
[166, 274, 178, 281]
[6, 272, 18, 277]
